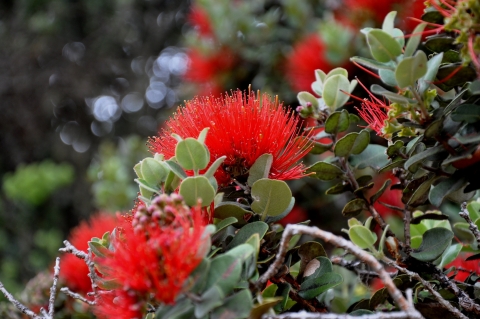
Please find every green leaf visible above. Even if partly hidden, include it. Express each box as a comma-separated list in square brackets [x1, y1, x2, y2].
[264, 197, 295, 224]
[378, 159, 406, 173]
[436, 64, 477, 91]
[429, 176, 468, 207]
[404, 145, 446, 172]
[326, 182, 351, 195]
[407, 177, 436, 207]
[88, 241, 110, 258]
[306, 161, 344, 180]
[175, 138, 209, 171]
[379, 69, 397, 87]
[214, 217, 239, 234]
[381, 11, 397, 35]
[214, 202, 253, 227]
[140, 158, 168, 186]
[323, 74, 351, 110]
[179, 176, 215, 207]
[349, 225, 376, 249]
[297, 91, 319, 109]
[206, 254, 242, 295]
[210, 289, 252, 319]
[370, 84, 410, 104]
[410, 228, 454, 262]
[395, 50, 428, 89]
[298, 273, 343, 299]
[310, 140, 333, 155]
[194, 285, 225, 318]
[366, 29, 402, 62]
[197, 127, 209, 144]
[325, 110, 350, 134]
[370, 179, 392, 204]
[343, 199, 367, 218]
[451, 104, 480, 123]
[155, 298, 194, 319]
[350, 144, 389, 170]
[249, 298, 283, 319]
[418, 52, 443, 94]
[190, 259, 211, 294]
[467, 201, 480, 221]
[404, 23, 427, 57]
[247, 154, 273, 186]
[204, 156, 227, 179]
[325, 67, 348, 80]
[165, 160, 188, 179]
[298, 242, 327, 278]
[227, 221, 268, 249]
[437, 243, 462, 268]
[334, 130, 370, 157]
[303, 256, 333, 281]
[350, 56, 394, 71]
[251, 179, 293, 220]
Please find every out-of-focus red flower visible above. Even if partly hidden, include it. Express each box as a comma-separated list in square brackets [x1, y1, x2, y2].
[94, 290, 143, 319]
[446, 254, 480, 282]
[149, 90, 313, 187]
[369, 172, 403, 218]
[285, 34, 334, 92]
[188, 5, 213, 38]
[60, 212, 118, 295]
[184, 48, 236, 97]
[400, 0, 426, 32]
[97, 196, 207, 305]
[278, 205, 308, 226]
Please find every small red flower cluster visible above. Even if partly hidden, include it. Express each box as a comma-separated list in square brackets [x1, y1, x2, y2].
[148, 90, 312, 187]
[60, 212, 119, 295]
[447, 254, 480, 282]
[93, 194, 207, 319]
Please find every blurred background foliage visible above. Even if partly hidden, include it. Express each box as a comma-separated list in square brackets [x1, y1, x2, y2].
[0, 0, 422, 306]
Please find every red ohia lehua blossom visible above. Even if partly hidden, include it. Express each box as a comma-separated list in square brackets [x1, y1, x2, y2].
[148, 90, 313, 187]
[354, 81, 390, 136]
[94, 289, 142, 319]
[95, 194, 207, 313]
[446, 254, 480, 282]
[285, 34, 334, 92]
[188, 4, 214, 38]
[60, 212, 119, 295]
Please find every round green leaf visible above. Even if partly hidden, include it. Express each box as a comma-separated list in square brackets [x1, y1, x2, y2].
[214, 203, 251, 227]
[349, 225, 376, 249]
[306, 161, 344, 180]
[322, 74, 350, 110]
[395, 50, 428, 89]
[205, 255, 242, 295]
[247, 154, 273, 186]
[334, 130, 370, 157]
[179, 176, 215, 207]
[410, 227, 454, 262]
[342, 199, 367, 218]
[140, 158, 168, 186]
[325, 110, 350, 134]
[366, 29, 402, 62]
[251, 179, 293, 219]
[175, 138, 209, 170]
[227, 221, 269, 249]
[297, 91, 319, 109]
[298, 273, 343, 299]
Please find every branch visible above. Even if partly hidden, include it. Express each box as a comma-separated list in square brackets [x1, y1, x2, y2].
[0, 281, 40, 319]
[262, 310, 421, 319]
[459, 202, 480, 246]
[403, 209, 412, 254]
[60, 288, 95, 305]
[388, 262, 468, 319]
[48, 258, 60, 317]
[256, 224, 420, 317]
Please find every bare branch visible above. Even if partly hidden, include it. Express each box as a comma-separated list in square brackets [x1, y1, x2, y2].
[387, 262, 468, 319]
[0, 281, 40, 319]
[262, 310, 422, 319]
[48, 258, 60, 317]
[60, 288, 95, 305]
[459, 202, 480, 246]
[256, 224, 420, 316]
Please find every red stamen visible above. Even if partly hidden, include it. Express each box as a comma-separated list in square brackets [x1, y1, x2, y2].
[352, 61, 381, 79]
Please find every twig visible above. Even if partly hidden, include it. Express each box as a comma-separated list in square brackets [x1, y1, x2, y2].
[387, 261, 468, 319]
[256, 224, 420, 317]
[262, 311, 422, 319]
[60, 288, 95, 305]
[403, 209, 412, 254]
[0, 281, 41, 319]
[48, 257, 60, 317]
[459, 202, 480, 246]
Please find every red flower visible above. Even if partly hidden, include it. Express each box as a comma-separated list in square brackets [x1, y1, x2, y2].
[188, 5, 213, 38]
[369, 172, 403, 218]
[355, 80, 390, 136]
[94, 290, 143, 319]
[446, 254, 480, 282]
[98, 196, 207, 305]
[400, 0, 427, 32]
[285, 34, 334, 92]
[148, 91, 313, 187]
[342, 0, 397, 26]
[60, 212, 118, 295]
[278, 205, 308, 226]
[184, 48, 236, 96]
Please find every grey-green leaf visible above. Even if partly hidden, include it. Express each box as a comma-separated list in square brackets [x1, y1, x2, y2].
[366, 29, 402, 62]
[395, 50, 428, 89]
[410, 228, 454, 262]
[306, 162, 344, 180]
